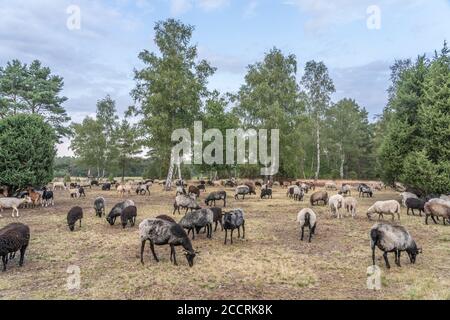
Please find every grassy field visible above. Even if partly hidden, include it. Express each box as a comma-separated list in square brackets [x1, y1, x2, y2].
[0, 185, 449, 300]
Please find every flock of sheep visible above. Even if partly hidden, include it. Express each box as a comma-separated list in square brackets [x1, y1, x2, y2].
[0, 178, 449, 273]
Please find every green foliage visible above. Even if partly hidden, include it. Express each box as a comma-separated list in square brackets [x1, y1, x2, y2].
[131, 19, 215, 176]
[379, 42, 450, 192]
[0, 60, 70, 137]
[116, 119, 142, 181]
[0, 114, 57, 189]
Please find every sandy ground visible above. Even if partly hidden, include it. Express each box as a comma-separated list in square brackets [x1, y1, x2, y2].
[0, 185, 449, 300]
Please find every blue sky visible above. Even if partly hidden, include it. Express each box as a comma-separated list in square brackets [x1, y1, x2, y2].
[0, 0, 449, 155]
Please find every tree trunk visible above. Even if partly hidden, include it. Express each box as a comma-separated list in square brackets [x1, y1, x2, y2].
[339, 143, 345, 179]
[315, 124, 321, 180]
[121, 160, 126, 183]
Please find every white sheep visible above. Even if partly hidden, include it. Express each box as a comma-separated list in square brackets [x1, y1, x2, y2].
[325, 181, 337, 191]
[0, 197, 32, 217]
[296, 208, 317, 242]
[440, 195, 450, 202]
[329, 194, 344, 218]
[367, 200, 401, 221]
[343, 197, 357, 218]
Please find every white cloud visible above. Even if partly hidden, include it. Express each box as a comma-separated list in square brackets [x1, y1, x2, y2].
[169, 0, 229, 16]
[243, 0, 258, 18]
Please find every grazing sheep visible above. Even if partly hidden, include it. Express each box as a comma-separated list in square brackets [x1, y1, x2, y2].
[343, 197, 357, 218]
[367, 200, 401, 221]
[400, 192, 419, 207]
[358, 184, 373, 198]
[0, 197, 32, 217]
[223, 209, 245, 245]
[69, 188, 79, 198]
[260, 187, 273, 199]
[120, 205, 137, 229]
[287, 185, 295, 198]
[173, 195, 201, 215]
[78, 187, 86, 197]
[235, 185, 251, 200]
[205, 191, 227, 207]
[155, 215, 177, 223]
[102, 183, 112, 191]
[244, 182, 257, 195]
[370, 223, 421, 269]
[211, 207, 224, 232]
[0, 223, 30, 272]
[424, 202, 450, 225]
[41, 188, 54, 207]
[176, 186, 186, 196]
[52, 182, 66, 191]
[293, 186, 304, 201]
[296, 208, 317, 242]
[197, 184, 206, 193]
[339, 184, 352, 196]
[139, 218, 197, 267]
[135, 184, 149, 196]
[325, 181, 337, 191]
[94, 197, 106, 217]
[117, 184, 132, 197]
[106, 200, 135, 225]
[188, 186, 200, 198]
[329, 194, 344, 218]
[67, 207, 83, 231]
[179, 209, 214, 239]
[310, 191, 329, 206]
[427, 198, 450, 207]
[405, 198, 425, 217]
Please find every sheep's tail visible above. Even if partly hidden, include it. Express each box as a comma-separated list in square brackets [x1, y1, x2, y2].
[304, 212, 310, 226]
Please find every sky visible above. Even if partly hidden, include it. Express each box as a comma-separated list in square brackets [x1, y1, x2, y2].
[1, 0, 449, 156]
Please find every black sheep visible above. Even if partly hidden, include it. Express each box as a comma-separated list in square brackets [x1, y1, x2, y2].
[67, 207, 83, 231]
[205, 191, 227, 207]
[260, 188, 272, 199]
[0, 223, 30, 272]
[121, 206, 137, 229]
[223, 209, 245, 245]
[406, 198, 426, 216]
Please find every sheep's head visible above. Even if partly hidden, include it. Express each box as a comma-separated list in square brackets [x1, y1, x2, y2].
[407, 246, 422, 264]
[23, 196, 32, 204]
[68, 223, 75, 232]
[184, 250, 196, 267]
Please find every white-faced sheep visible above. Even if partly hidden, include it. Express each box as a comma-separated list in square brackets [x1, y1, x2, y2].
[424, 202, 450, 225]
[120, 205, 137, 228]
[370, 223, 421, 269]
[343, 197, 357, 218]
[0, 223, 30, 272]
[67, 207, 83, 231]
[296, 208, 317, 242]
[223, 209, 245, 245]
[235, 185, 251, 200]
[205, 191, 227, 207]
[293, 186, 304, 201]
[139, 218, 197, 267]
[94, 197, 106, 218]
[179, 209, 214, 239]
[367, 200, 401, 221]
[329, 194, 344, 218]
[173, 195, 201, 215]
[106, 200, 135, 225]
[0, 197, 32, 217]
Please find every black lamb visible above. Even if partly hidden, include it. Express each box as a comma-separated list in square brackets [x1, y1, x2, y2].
[121, 205, 137, 229]
[0, 223, 30, 272]
[67, 206, 83, 231]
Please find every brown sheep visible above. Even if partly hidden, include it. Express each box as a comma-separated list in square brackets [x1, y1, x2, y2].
[244, 182, 257, 195]
[424, 202, 450, 225]
[310, 191, 329, 206]
[188, 186, 200, 198]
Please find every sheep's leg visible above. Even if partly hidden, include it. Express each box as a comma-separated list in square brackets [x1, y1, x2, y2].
[383, 252, 391, 269]
[396, 251, 401, 267]
[171, 245, 178, 266]
[19, 245, 27, 267]
[140, 240, 146, 264]
[372, 247, 376, 266]
[79, 219, 82, 228]
[425, 214, 429, 225]
[431, 216, 438, 224]
[237, 226, 241, 239]
[149, 241, 159, 262]
[230, 229, 234, 244]
[214, 221, 218, 232]
[2, 255, 7, 272]
[224, 229, 228, 245]
[242, 222, 245, 239]
[301, 226, 304, 241]
[308, 227, 313, 243]
[191, 228, 195, 240]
